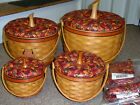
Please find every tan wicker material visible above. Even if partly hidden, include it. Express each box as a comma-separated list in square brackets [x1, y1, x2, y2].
[61, 21, 126, 63]
[3, 31, 60, 65]
[61, 0, 125, 63]
[2, 67, 47, 97]
[52, 63, 109, 102]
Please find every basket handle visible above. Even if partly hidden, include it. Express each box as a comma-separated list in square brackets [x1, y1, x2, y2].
[61, 20, 71, 51]
[3, 31, 15, 59]
[1, 67, 47, 97]
[52, 62, 109, 102]
[40, 30, 61, 60]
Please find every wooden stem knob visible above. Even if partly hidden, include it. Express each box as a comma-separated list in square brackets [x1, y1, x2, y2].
[90, 0, 100, 19]
[77, 51, 83, 65]
[23, 58, 27, 68]
[29, 13, 35, 27]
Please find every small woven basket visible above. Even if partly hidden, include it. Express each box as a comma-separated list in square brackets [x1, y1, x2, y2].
[1, 62, 47, 97]
[52, 51, 109, 102]
[61, 0, 126, 63]
[3, 14, 60, 65]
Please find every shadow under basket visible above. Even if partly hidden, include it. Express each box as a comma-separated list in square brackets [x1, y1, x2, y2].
[1, 68, 47, 97]
[52, 63, 109, 102]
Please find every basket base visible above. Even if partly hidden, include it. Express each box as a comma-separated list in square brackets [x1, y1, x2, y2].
[55, 71, 104, 102]
[4, 77, 44, 97]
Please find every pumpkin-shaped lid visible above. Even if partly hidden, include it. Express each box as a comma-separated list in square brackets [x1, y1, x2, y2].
[3, 57, 45, 79]
[4, 14, 58, 39]
[54, 51, 105, 78]
[62, 1, 125, 32]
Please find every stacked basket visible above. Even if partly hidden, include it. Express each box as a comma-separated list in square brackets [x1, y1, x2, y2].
[2, 14, 59, 97]
[52, 0, 126, 102]
[1, 0, 126, 102]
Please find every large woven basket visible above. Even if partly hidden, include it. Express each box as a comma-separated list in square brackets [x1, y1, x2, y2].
[52, 51, 109, 102]
[1, 58, 47, 97]
[3, 32, 60, 65]
[3, 14, 60, 65]
[61, 0, 125, 63]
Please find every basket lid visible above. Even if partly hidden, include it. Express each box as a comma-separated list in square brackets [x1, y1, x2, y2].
[54, 51, 105, 78]
[4, 14, 58, 39]
[62, 9, 125, 33]
[3, 57, 45, 80]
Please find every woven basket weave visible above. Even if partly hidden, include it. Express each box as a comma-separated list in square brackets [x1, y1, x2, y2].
[61, 0, 125, 63]
[2, 67, 47, 97]
[62, 21, 125, 63]
[52, 63, 109, 102]
[3, 31, 60, 65]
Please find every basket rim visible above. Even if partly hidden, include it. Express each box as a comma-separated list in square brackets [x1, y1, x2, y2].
[2, 67, 47, 83]
[4, 17, 60, 40]
[4, 32, 59, 43]
[64, 25, 125, 37]
[55, 68, 106, 82]
[4, 73, 45, 83]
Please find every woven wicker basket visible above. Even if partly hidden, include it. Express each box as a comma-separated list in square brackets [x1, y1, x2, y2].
[52, 62, 109, 102]
[61, 0, 125, 63]
[3, 32, 60, 65]
[2, 66, 47, 97]
[3, 15, 60, 65]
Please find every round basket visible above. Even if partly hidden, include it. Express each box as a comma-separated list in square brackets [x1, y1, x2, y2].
[52, 51, 109, 102]
[3, 14, 60, 65]
[1, 57, 47, 97]
[61, 0, 126, 63]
